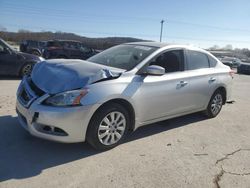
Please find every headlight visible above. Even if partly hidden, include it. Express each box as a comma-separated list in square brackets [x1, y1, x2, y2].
[44, 89, 88, 107]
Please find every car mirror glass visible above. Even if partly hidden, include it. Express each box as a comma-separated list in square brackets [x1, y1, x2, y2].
[146, 65, 165, 75]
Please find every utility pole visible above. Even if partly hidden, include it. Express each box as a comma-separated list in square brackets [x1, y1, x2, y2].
[160, 20, 165, 42]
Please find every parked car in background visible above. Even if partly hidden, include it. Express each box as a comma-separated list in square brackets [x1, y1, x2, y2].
[20, 40, 46, 56]
[221, 60, 233, 68]
[237, 62, 250, 74]
[220, 57, 241, 68]
[42, 40, 97, 60]
[0, 38, 44, 77]
[16, 42, 233, 150]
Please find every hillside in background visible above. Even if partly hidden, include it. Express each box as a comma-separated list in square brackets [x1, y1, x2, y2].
[0, 31, 147, 50]
[1, 30, 250, 60]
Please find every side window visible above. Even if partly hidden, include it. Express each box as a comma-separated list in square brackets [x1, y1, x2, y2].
[79, 45, 92, 53]
[69, 42, 77, 49]
[150, 50, 184, 73]
[187, 50, 209, 70]
[0, 43, 4, 52]
[208, 55, 218, 67]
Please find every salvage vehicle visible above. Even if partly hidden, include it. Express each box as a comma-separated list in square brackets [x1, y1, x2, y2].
[16, 42, 233, 150]
[0, 38, 44, 77]
[42, 40, 97, 60]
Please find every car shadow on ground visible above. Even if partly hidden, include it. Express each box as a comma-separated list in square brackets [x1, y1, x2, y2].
[0, 113, 206, 182]
[0, 76, 21, 80]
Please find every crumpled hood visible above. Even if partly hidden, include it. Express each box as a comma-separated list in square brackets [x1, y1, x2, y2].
[31, 59, 124, 94]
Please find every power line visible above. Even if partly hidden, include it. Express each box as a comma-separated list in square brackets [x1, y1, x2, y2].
[2, 23, 250, 44]
[1, 4, 250, 33]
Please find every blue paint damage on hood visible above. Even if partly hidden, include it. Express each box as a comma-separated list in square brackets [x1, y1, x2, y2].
[31, 59, 124, 94]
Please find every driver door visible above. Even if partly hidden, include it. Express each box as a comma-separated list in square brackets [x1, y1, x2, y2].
[133, 49, 196, 124]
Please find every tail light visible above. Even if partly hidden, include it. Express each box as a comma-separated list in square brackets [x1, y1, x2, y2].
[229, 70, 235, 78]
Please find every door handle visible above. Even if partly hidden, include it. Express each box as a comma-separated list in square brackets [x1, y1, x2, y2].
[179, 80, 188, 87]
[209, 77, 216, 82]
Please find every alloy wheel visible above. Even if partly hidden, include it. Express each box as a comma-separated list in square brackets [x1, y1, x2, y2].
[22, 64, 33, 76]
[98, 111, 126, 145]
[211, 93, 223, 116]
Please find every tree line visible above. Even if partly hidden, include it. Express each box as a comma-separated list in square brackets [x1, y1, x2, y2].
[0, 30, 146, 50]
[0, 30, 249, 59]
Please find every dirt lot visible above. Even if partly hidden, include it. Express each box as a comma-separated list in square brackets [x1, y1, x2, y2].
[0, 74, 250, 188]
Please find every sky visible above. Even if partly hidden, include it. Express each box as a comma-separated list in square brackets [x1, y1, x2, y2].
[0, 0, 250, 49]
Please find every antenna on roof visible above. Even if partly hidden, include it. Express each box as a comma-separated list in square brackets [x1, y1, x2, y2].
[160, 20, 165, 42]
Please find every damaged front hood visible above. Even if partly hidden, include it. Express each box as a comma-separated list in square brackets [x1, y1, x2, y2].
[31, 59, 124, 94]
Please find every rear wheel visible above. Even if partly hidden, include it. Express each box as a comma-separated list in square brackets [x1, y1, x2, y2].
[20, 63, 33, 77]
[87, 103, 129, 150]
[205, 90, 224, 118]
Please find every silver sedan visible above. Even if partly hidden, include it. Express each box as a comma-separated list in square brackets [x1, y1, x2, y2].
[16, 42, 233, 150]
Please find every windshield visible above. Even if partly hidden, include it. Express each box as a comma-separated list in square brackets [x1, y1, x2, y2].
[0, 39, 15, 51]
[87, 44, 158, 70]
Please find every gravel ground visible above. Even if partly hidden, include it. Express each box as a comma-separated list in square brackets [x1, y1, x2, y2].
[0, 74, 250, 188]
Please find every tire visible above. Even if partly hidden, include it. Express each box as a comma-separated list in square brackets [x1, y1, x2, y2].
[20, 63, 33, 77]
[205, 90, 224, 118]
[86, 102, 129, 150]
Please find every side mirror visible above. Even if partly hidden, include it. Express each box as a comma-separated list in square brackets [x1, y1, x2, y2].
[146, 65, 165, 75]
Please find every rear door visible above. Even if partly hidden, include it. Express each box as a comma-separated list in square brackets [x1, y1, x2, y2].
[184, 50, 217, 109]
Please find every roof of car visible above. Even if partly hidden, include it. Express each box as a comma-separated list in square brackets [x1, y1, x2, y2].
[125, 42, 204, 51]
[125, 42, 170, 48]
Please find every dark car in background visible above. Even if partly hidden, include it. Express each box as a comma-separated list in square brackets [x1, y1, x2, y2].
[20, 40, 46, 56]
[0, 38, 44, 77]
[221, 61, 233, 68]
[237, 62, 250, 74]
[219, 57, 241, 68]
[42, 40, 97, 60]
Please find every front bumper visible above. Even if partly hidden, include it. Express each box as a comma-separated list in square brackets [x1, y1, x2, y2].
[16, 99, 95, 143]
[16, 77, 98, 143]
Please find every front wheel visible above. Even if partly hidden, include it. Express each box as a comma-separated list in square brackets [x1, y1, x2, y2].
[205, 90, 224, 118]
[86, 103, 129, 150]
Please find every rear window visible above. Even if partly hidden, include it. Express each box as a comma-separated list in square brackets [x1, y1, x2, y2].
[208, 55, 218, 67]
[187, 50, 209, 70]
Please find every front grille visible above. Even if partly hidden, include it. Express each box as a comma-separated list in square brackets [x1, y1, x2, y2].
[29, 79, 45, 97]
[20, 89, 30, 103]
[18, 76, 44, 108]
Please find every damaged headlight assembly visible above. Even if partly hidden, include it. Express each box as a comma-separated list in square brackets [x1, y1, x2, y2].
[44, 89, 88, 107]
